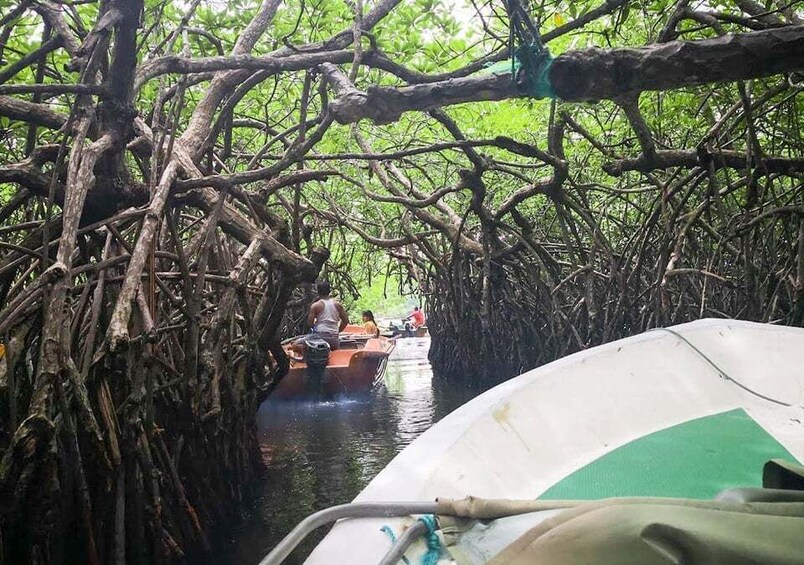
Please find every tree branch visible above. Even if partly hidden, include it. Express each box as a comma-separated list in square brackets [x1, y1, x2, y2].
[603, 148, 804, 176]
[327, 25, 804, 123]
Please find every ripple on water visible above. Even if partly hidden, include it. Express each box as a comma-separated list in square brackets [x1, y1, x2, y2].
[205, 337, 484, 565]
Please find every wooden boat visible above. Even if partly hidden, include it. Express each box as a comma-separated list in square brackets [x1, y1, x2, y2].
[291, 319, 804, 564]
[272, 327, 396, 400]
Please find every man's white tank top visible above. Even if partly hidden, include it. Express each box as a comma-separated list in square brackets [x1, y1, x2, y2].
[315, 299, 340, 335]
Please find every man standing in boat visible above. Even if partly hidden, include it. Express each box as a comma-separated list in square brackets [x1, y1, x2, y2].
[308, 281, 349, 350]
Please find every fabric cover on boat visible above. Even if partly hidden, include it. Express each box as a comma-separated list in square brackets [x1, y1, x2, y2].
[488, 500, 804, 565]
[437, 460, 804, 565]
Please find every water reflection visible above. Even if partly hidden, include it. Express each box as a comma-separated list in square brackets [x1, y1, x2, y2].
[209, 338, 483, 564]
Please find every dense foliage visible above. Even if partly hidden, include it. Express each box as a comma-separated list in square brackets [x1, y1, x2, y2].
[0, 0, 802, 561]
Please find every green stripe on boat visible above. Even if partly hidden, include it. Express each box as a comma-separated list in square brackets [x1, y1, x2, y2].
[539, 408, 800, 500]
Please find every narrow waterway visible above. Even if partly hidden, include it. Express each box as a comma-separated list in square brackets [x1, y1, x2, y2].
[211, 338, 486, 564]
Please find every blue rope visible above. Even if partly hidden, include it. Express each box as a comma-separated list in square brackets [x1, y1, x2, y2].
[380, 525, 411, 565]
[380, 516, 442, 565]
[417, 515, 441, 565]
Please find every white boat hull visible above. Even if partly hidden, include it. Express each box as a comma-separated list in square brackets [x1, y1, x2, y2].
[306, 319, 804, 564]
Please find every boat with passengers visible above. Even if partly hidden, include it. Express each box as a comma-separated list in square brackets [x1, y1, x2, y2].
[262, 319, 804, 564]
[274, 324, 396, 400]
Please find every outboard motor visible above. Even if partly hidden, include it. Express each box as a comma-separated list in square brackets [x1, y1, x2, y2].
[303, 335, 330, 398]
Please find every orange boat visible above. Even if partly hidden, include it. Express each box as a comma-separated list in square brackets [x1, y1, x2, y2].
[273, 325, 396, 400]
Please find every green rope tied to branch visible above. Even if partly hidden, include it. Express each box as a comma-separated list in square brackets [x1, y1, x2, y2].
[506, 0, 556, 99]
[512, 42, 555, 99]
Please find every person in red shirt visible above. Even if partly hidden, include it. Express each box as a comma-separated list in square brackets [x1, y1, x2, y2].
[405, 306, 426, 328]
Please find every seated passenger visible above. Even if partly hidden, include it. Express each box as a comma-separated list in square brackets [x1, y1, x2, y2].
[362, 310, 380, 337]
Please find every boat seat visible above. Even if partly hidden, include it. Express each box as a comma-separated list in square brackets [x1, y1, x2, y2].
[362, 339, 385, 352]
[327, 349, 355, 368]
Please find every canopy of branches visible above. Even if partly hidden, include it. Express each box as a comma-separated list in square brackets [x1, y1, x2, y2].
[0, 0, 802, 562]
